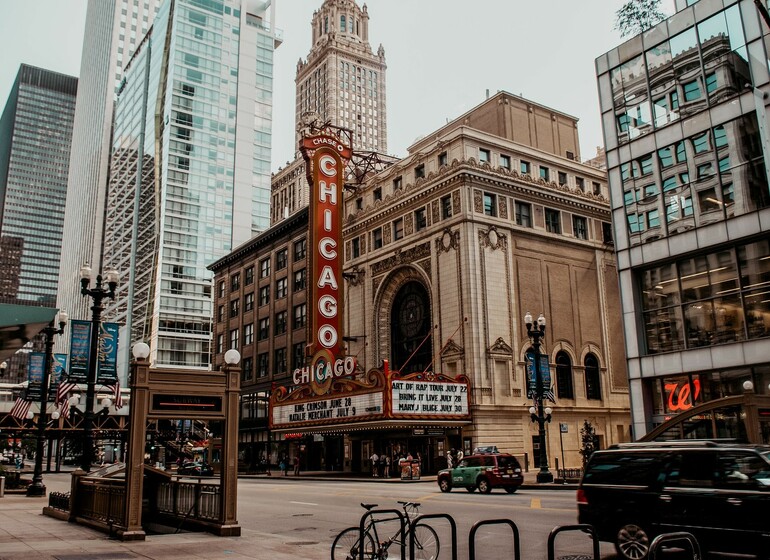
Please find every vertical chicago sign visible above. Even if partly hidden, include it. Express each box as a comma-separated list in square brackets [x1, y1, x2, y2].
[299, 127, 353, 395]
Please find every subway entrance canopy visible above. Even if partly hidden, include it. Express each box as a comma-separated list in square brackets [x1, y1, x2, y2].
[0, 303, 58, 361]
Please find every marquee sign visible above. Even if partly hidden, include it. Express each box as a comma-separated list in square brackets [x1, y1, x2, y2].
[300, 126, 353, 395]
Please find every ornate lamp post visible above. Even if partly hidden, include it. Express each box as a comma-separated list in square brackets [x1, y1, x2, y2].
[79, 264, 119, 472]
[524, 311, 554, 483]
[26, 311, 68, 496]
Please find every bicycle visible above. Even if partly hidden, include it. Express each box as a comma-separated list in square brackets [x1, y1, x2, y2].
[331, 501, 440, 560]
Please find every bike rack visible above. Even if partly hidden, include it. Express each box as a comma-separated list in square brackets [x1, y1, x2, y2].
[547, 524, 600, 560]
[357, 508, 407, 560]
[468, 519, 521, 560]
[649, 532, 702, 560]
[409, 513, 458, 560]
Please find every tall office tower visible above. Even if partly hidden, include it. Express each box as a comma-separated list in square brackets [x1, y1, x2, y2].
[103, 0, 280, 369]
[596, 0, 770, 441]
[56, 0, 162, 332]
[0, 65, 77, 305]
[271, 0, 387, 225]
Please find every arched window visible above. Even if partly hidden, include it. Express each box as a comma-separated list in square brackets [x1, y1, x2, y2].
[324, 16, 328, 33]
[390, 282, 432, 374]
[340, 15, 346, 32]
[585, 354, 601, 400]
[555, 351, 574, 399]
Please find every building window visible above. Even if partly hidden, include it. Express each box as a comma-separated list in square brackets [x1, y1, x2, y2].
[231, 273, 240, 291]
[520, 160, 531, 175]
[545, 208, 561, 233]
[683, 79, 701, 102]
[245, 266, 254, 286]
[373, 187, 382, 201]
[415, 164, 425, 179]
[352, 237, 360, 258]
[415, 207, 427, 231]
[602, 222, 614, 244]
[573, 216, 588, 240]
[441, 195, 452, 219]
[393, 176, 403, 190]
[259, 258, 270, 278]
[438, 152, 447, 167]
[356, 197, 363, 210]
[373, 228, 383, 249]
[244, 292, 254, 312]
[258, 317, 270, 340]
[294, 269, 306, 291]
[273, 347, 287, 375]
[275, 311, 287, 335]
[294, 238, 306, 261]
[515, 201, 532, 227]
[229, 328, 239, 350]
[244, 323, 254, 345]
[230, 299, 239, 318]
[592, 182, 602, 196]
[217, 333, 224, 353]
[241, 356, 253, 381]
[555, 351, 574, 399]
[257, 353, 268, 377]
[393, 218, 404, 240]
[585, 354, 601, 400]
[259, 285, 269, 307]
[276, 248, 288, 270]
[218, 305, 224, 322]
[479, 148, 490, 163]
[483, 193, 497, 217]
[558, 171, 567, 186]
[294, 303, 307, 329]
[500, 154, 511, 169]
[539, 166, 550, 182]
[276, 277, 287, 299]
[292, 342, 305, 370]
[576, 177, 585, 192]
[218, 281, 225, 298]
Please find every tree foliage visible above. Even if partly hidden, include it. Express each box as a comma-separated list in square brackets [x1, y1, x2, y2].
[615, 0, 666, 37]
[579, 420, 597, 468]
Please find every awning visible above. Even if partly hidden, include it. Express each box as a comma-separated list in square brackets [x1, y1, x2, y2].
[0, 303, 58, 361]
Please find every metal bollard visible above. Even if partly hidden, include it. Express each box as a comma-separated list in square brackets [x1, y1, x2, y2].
[0, 475, 5, 498]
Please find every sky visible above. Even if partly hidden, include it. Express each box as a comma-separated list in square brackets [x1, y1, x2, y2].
[0, 0, 676, 172]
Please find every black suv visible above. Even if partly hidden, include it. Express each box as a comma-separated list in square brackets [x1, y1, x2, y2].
[437, 453, 523, 494]
[578, 441, 770, 560]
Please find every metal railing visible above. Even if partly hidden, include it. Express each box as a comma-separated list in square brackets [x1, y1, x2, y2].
[75, 479, 126, 526]
[156, 480, 221, 523]
[48, 491, 70, 512]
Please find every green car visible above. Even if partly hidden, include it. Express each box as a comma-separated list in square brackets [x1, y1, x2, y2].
[437, 453, 523, 494]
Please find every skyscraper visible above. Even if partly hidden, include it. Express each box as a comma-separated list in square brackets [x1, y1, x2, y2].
[270, 0, 387, 225]
[56, 0, 162, 332]
[103, 0, 281, 369]
[596, 0, 770, 441]
[0, 65, 77, 305]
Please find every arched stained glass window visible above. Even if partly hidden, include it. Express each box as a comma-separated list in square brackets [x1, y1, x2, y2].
[555, 351, 574, 399]
[585, 353, 602, 400]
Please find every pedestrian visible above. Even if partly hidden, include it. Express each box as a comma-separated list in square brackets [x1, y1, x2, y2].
[293, 455, 300, 476]
[279, 457, 287, 476]
[384, 455, 391, 478]
[457, 449, 464, 463]
[446, 449, 453, 469]
[370, 451, 379, 477]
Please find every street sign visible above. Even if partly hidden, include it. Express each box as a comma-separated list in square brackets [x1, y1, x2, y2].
[560, 422, 568, 433]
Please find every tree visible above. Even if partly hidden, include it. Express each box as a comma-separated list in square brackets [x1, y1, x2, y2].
[579, 420, 597, 468]
[614, 0, 666, 38]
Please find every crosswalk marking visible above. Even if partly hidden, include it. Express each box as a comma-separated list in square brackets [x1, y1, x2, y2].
[530, 498, 542, 509]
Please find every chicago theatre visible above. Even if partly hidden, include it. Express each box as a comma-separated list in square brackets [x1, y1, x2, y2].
[209, 0, 631, 474]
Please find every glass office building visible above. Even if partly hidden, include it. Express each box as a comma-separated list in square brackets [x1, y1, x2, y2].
[0, 65, 77, 305]
[104, 0, 280, 368]
[596, 0, 770, 440]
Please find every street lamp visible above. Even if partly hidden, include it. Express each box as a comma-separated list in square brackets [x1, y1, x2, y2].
[524, 311, 554, 483]
[79, 263, 119, 472]
[27, 310, 68, 497]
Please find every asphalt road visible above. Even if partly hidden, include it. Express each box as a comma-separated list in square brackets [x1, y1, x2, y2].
[236, 477, 615, 560]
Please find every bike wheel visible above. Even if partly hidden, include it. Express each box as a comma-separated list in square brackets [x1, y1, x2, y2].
[411, 524, 440, 560]
[331, 527, 376, 560]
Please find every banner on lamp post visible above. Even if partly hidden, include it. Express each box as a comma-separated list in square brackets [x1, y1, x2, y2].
[49, 354, 68, 401]
[27, 352, 45, 400]
[97, 322, 119, 385]
[68, 320, 92, 383]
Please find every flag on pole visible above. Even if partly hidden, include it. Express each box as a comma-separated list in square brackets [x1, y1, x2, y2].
[58, 396, 70, 418]
[56, 380, 77, 405]
[112, 378, 124, 410]
[10, 398, 32, 420]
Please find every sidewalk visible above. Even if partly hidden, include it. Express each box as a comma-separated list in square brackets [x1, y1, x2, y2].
[0, 470, 577, 560]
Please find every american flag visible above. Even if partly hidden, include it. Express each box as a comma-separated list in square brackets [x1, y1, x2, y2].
[56, 380, 78, 405]
[112, 378, 124, 410]
[10, 398, 32, 420]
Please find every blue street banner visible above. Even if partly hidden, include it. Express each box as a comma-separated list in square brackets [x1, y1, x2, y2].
[98, 322, 119, 385]
[69, 320, 92, 383]
[49, 354, 68, 401]
[525, 351, 551, 399]
[27, 352, 45, 400]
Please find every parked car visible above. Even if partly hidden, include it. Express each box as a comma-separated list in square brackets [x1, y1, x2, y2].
[177, 461, 213, 476]
[577, 441, 770, 560]
[437, 453, 523, 493]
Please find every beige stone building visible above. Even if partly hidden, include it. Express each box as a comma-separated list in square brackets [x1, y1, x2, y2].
[341, 91, 630, 468]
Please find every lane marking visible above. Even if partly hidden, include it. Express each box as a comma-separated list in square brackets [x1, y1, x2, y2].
[291, 501, 318, 506]
[530, 498, 542, 509]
